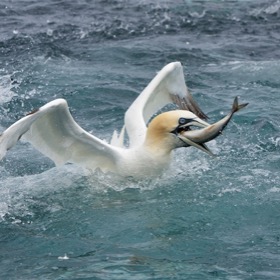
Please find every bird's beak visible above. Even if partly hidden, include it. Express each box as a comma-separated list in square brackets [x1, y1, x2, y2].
[178, 134, 214, 156]
[177, 117, 215, 156]
[185, 117, 210, 128]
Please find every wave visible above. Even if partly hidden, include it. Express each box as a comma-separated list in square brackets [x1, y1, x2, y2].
[250, 0, 280, 16]
[0, 1, 278, 43]
[0, 74, 17, 104]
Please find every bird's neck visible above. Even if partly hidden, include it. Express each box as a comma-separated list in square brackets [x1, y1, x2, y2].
[143, 130, 174, 158]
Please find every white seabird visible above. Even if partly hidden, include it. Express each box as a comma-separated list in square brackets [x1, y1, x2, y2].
[0, 62, 245, 178]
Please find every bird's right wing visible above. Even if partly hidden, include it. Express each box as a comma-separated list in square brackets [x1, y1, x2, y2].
[0, 99, 121, 172]
[122, 62, 207, 148]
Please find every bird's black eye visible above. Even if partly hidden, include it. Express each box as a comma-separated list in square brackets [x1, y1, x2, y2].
[171, 117, 194, 135]
[179, 118, 189, 125]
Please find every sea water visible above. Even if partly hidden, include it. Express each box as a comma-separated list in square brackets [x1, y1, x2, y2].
[0, 1, 280, 279]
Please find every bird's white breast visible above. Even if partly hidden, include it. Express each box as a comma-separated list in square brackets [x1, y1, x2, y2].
[115, 146, 172, 178]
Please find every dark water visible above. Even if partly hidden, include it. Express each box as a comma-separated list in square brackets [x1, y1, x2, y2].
[0, 0, 280, 279]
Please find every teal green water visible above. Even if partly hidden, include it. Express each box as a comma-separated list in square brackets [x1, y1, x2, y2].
[0, 1, 280, 279]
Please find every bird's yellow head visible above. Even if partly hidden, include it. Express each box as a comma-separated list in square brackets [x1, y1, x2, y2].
[145, 110, 210, 155]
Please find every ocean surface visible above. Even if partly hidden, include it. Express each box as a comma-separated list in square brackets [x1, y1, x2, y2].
[0, 0, 280, 279]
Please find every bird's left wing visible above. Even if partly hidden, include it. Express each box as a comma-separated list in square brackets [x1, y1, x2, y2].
[0, 99, 121, 172]
[122, 62, 207, 148]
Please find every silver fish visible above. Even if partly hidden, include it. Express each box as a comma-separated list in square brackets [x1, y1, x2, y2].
[179, 97, 248, 156]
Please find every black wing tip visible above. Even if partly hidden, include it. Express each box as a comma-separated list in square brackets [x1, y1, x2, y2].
[171, 93, 208, 120]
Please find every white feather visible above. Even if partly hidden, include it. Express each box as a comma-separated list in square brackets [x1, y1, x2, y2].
[0, 62, 207, 177]
[123, 62, 183, 147]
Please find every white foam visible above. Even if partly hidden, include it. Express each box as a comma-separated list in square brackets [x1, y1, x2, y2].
[250, 1, 280, 16]
[58, 254, 70, 260]
[0, 165, 88, 219]
[0, 75, 16, 104]
[264, 1, 280, 15]
[269, 187, 280, 193]
[270, 136, 280, 147]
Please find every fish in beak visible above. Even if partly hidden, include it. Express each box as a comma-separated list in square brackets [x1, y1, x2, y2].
[178, 97, 248, 156]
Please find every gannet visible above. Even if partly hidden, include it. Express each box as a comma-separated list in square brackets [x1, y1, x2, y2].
[0, 62, 247, 177]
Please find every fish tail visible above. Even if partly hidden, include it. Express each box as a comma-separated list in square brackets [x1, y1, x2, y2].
[232, 96, 249, 113]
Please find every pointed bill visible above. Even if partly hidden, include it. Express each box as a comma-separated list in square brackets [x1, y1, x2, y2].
[178, 135, 215, 156]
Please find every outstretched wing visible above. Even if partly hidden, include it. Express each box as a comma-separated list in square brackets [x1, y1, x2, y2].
[0, 99, 121, 172]
[122, 61, 207, 148]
